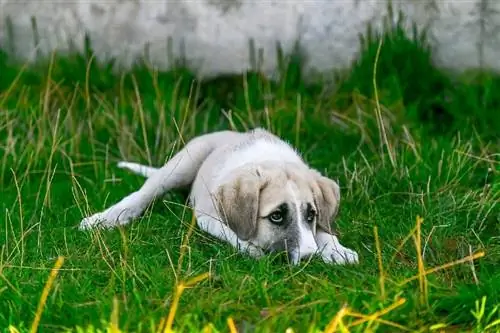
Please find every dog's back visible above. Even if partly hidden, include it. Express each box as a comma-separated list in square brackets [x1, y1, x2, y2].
[118, 130, 244, 183]
[192, 129, 303, 189]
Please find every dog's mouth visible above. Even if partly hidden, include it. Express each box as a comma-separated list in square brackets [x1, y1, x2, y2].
[265, 240, 303, 265]
[266, 248, 315, 265]
[267, 239, 297, 254]
[265, 238, 319, 265]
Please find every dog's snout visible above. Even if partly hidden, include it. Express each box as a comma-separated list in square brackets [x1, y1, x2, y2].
[268, 227, 319, 265]
[298, 243, 318, 259]
[288, 246, 317, 265]
[299, 243, 318, 257]
[297, 228, 318, 258]
[287, 238, 318, 265]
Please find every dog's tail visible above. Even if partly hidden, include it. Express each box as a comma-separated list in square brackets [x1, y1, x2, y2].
[117, 161, 158, 178]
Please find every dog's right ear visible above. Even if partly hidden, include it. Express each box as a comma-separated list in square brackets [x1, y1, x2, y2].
[310, 171, 341, 235]
[215, 168, 268, 241]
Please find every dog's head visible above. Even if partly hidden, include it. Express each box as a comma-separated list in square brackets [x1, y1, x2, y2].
[215, 162, 340, 264]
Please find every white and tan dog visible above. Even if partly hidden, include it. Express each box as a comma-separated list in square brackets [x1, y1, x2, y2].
[79, 128, 359, 265]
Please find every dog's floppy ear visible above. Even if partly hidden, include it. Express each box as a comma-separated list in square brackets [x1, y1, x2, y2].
[216, 168, 268, 241]
[311, 171, 341, 234]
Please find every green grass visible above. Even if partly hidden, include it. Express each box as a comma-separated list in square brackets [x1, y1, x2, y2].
[1, 27, 499, 332]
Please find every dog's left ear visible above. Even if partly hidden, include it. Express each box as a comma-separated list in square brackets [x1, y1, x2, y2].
[311, 171, 341, 234]
[215, 167, 269, 241]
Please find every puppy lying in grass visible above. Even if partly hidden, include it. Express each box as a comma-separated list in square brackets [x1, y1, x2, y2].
[79, 128, 359, 265]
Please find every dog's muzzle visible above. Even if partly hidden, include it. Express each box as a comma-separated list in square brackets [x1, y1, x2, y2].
[268, 238, 318, 265]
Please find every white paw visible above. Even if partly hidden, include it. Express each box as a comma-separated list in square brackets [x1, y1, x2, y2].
[78, 206, 138, 230]
[320, 245, 359, 265]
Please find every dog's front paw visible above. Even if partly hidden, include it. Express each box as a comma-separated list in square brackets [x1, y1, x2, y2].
[79, 207, 138, 230]
[320, 244, 359, 265]
[79, 213, 107, 230]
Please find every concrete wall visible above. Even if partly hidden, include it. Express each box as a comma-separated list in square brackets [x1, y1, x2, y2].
[0, 1, 498, 80]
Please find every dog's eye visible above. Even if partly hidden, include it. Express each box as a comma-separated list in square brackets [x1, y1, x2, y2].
[306, 210, 316, 223]
[269, 211, 284, 224]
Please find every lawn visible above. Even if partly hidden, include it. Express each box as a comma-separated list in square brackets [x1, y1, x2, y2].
[1, 28, 499, 332]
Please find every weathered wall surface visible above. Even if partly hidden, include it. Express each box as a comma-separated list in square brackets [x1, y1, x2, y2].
[0, 1, 497, 80]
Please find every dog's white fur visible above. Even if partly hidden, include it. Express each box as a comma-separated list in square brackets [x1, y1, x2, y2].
[79, 128, 358, 265]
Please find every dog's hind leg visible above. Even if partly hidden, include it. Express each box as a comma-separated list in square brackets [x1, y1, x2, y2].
[79, 131, 242, 230]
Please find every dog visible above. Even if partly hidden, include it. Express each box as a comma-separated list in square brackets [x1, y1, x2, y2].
[79, 128, 359, 265]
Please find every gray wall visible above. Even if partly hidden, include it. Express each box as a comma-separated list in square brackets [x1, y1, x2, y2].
[1, 1, 498, 79]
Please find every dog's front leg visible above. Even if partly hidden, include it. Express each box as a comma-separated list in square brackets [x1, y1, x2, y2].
[80, 161, 184, 230]
[196, 215, 264, 258]
[315, 230, 359, 265]
[79, 190, 152, 230]
[79, 134, 225, 230]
